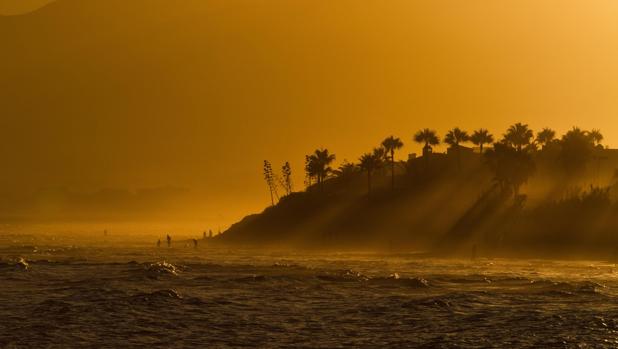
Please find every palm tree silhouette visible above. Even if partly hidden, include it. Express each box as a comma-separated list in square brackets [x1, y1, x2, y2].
[372, 146, 388, 162]
[306, 149, 336, 191]
[334, 160, 358, 179]
[504, 123, 534, 152]
[444, 128, 470, 169]
[381, 136, 404, 190]
[588, 129, 603, 147]
[470, 129, 494, 154]
[485, 142, 535, 197]
[359, 151, 383, 195]
[560, 127, 595, 174]
[536, 128, 556, 150]
[414, 129, 440, 157]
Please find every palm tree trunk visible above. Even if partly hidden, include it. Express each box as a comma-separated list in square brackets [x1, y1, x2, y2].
[423, 143, 429, 170]
[367, 171, 372, 196]
[456, 146, 461, 171]
[391, 150, 395, 191]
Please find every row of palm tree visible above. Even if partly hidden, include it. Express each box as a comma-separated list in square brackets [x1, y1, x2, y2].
[355, 128, 495, 193]
[303, 124, 605, 196]
[412, 124, 602, 155]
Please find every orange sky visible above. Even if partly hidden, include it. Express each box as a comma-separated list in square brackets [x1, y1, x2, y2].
[2, 0, 618, 226]
[0, 0, 50, 15]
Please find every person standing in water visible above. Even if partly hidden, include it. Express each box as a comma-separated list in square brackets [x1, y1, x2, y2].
[192, 239, 198, 248]
[157, 239, 161, 248]
[166, 234, 172, 248]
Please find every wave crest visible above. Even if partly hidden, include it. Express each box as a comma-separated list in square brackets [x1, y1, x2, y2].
[145, 261, 181, 279]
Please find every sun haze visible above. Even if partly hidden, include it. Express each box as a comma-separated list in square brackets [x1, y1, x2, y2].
[2, 0, 618, 227]
[6, 2, 618, 347]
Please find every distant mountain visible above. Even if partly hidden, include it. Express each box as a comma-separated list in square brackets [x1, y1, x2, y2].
[0, 0, 295, 221]
[0, 0, 404, 223]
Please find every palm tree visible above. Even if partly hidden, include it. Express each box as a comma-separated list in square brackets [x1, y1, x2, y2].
[504, 123, 534, 152]
[588, 129, 603, 146]
[334, 160, 358, 179]
[316, 148, 336, 187]
[414, 128, 440, 157]
[306, 148, 336, 191]
[444, 127, 470, 148]
[381, 136, 404, 190]
[444, 127, 469, 169]
[560, 127, 595, 175]
[372, 146, 388, 162]
[359, 152, 382, 195]
[536, 128, 556, 149]
[470, 129, 494, 154]
[485, 142, 535, 197]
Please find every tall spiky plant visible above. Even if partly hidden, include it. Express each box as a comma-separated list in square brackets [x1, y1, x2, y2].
[281, 162, 293, 195]
[263, 160, 278, 206]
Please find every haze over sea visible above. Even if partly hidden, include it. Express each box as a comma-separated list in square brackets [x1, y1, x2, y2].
[1, 228, 618, 348]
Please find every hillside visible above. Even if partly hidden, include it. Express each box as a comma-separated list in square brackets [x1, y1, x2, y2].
[219, 153, 497, 251]
[218, 147, 618, 258]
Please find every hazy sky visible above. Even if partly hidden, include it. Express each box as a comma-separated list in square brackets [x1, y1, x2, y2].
[2, 0, 618, 225]
[0, 0, 51, 15]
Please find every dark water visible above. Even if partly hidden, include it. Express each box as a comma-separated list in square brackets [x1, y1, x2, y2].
[1, 234, 618, 348]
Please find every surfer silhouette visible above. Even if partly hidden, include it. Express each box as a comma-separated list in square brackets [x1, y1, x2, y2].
[157, 239, 161, 248]
[166, 234, 172, 248]
[193, 239, 198, 248]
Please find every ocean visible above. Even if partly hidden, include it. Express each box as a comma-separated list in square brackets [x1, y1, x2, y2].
[1, 232, 617, 348]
